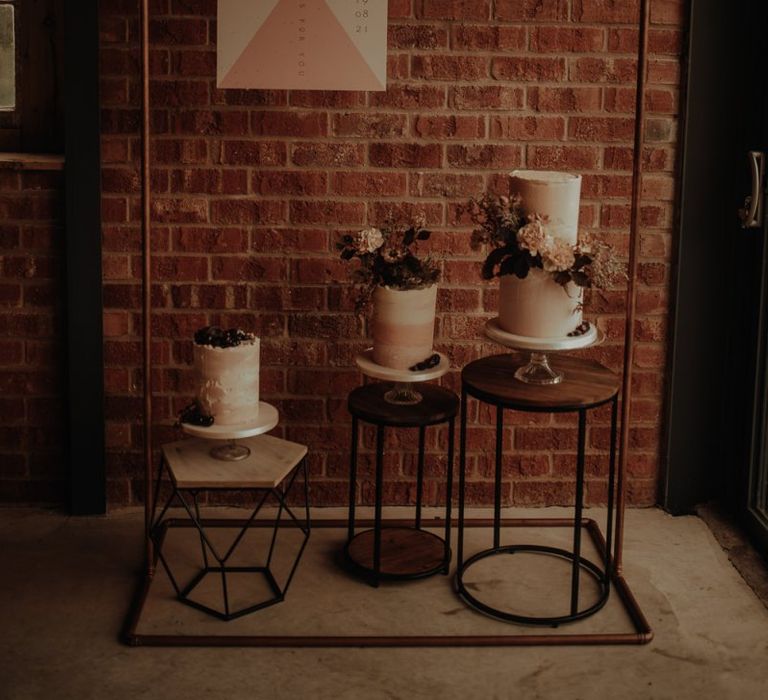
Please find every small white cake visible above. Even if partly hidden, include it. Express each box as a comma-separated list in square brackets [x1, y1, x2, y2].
[499, 170, 583, 338]
[371, 284, 437, 370]
[193, 328, 260, 426]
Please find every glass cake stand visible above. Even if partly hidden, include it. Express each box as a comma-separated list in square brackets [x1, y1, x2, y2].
[484, 318, 602, 385]
[355, 348, 450, 405]
[181, 401, 279, 461]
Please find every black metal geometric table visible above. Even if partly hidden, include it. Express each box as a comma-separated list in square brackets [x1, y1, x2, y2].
[345, 382, 458, 586]
[149, 433, 310, 621]
[456, 353, 622, 627]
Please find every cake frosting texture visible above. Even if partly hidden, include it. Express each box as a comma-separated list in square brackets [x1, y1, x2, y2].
[194, 336, 260, 426]
[371, 285, 437, 370]
[499, 170, 583, 338]
[509, 170, 581, 245]
[499, 270, 582, 338]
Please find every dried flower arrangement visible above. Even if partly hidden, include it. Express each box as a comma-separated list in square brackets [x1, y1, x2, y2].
[464, 193, 623, 290]
[338, 216, 441, 311]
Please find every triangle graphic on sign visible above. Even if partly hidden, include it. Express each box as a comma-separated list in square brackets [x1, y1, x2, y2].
[218, 0, 383, 90]
[217, 0, 281, 85]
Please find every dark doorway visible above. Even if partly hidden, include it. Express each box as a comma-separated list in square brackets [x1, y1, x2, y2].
[724, 7, 768, 554]
[0, 0, 65, 152]
[666, 0, 768, 556]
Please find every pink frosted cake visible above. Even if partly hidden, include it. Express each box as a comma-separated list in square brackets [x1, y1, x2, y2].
[371, 285, 437, 370]
[193, 327, 260, 426]
[499, 170, 583, 338]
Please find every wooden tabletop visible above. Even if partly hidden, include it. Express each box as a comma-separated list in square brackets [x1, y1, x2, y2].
[462, 353, 620, 411]
[348, 383, 459, 427]
[162, 434, 307, 489]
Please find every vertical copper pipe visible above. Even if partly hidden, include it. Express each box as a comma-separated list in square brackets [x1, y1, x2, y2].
[140, 0, 154, 576]
[615, 0, 650, 574]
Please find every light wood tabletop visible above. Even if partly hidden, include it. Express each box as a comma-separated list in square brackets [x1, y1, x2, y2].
[162, 434, 307, 489]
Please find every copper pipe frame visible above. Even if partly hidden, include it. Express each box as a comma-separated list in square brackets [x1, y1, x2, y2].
[140, 0, 154, 576]
[124, 518, 652, 647]
[131, 0, 653, 645]
[615, 0, 650, 574]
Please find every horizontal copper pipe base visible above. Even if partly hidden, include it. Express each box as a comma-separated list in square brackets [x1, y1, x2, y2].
[124, 517, 652, 648]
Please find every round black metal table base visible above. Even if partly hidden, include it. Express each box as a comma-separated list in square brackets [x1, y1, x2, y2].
[345, 527, 449, 581]
[455, 544, 610, 627]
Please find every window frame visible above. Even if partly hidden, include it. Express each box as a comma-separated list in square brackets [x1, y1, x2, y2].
[0, 0, 64, 154]
[0, 0, 19, 148]
[0, 0, 17, 113]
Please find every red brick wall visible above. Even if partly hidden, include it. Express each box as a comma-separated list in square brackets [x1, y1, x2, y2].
[99, 0, 684, 507]
[0, 168, 67, 503]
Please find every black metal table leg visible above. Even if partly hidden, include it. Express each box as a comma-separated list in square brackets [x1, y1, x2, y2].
[372, 424, 385, 587]
[605, 397, 619, 581]
[347, 417, 358, 544]
[192, 491, 209, 569]
[415, 425, 426, 530]
[270, 458, 312, 598]
[494, 405, 504, 549]
[570, 408, 587, 616]
[457, 388, 468, 573]
[443, 416, 455, 574]
[150, 455, 167, 532]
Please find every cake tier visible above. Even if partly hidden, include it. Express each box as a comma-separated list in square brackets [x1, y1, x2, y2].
[510, 170, 581, 244]
[371, 285, 437, 370]
[499, 270, 583, 337]
[194, 338, 260, 426]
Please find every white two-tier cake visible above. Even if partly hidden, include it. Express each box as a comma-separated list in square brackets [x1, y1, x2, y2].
[499, 170, 586, 340]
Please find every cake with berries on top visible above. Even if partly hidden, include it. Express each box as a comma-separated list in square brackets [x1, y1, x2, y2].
[192, 326, 260, 426]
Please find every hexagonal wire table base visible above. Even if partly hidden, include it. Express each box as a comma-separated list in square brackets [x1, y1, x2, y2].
[149, 435, 310, 621]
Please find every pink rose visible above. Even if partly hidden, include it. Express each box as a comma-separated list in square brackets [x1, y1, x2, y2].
[516, 219, 547, 256]
[355, 227, 384, 254]
[540, 236, 576, 272]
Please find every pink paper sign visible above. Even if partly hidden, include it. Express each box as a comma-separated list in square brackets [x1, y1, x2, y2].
[217, 0, 387, 91]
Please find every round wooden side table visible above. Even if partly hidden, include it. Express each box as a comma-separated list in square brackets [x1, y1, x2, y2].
[345, 382, 459, 587]
[456, 352, 620, 626]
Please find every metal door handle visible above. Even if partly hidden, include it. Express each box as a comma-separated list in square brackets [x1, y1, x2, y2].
[739, 151, 764, 228]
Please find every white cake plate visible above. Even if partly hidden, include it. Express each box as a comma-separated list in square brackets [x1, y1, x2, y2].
[485, 317, 598, 351]
[355, 348, 450, 405]
[484, 318, 604, 386]
[181, 401, 279, 461]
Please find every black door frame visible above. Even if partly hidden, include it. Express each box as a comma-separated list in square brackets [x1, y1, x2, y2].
[663, 0, 732, 514]
[65, 0, 105, 514]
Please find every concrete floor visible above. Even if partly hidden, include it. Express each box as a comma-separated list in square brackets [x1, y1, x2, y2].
[1, 506, 767, 700]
